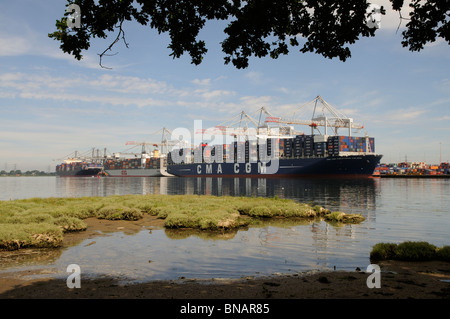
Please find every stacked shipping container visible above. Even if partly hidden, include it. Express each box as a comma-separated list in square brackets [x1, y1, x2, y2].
[103, 157, 160, 170]
[56, 162, 102, 173]
[294, 135, 303, 157]
[336, 136, 375, 153]
[167, 134, 376, 164]
[327, 136, 341, 156]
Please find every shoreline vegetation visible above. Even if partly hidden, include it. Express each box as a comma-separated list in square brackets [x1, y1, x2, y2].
[0, 194, 365, 251]
[0, 170, 55, 177]
[370, 241, 450, 262]
[1, 194, 449, 299]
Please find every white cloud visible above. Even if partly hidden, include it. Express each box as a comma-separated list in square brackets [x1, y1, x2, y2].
[193, 88, 235, 100]
[374, 107, 428, 125]
[0, 18, 103, 69]
[438, 115, 450, 120]
[0, 72, 240, 111]
[89, 74, 169, 94]
[244, 71, 267, 85]
[192, 78, 211, 86]
[239, 96, 273, 110]
[0, 36, 32, 56]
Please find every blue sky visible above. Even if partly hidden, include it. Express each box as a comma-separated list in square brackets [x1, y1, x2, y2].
[1, 0, 449, 171]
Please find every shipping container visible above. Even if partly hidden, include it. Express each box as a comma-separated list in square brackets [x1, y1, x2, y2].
[327, 136, 375, 154]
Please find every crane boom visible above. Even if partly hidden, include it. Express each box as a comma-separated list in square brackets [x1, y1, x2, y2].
[266, 95, 364, 136]
[177, 96, 364, 142]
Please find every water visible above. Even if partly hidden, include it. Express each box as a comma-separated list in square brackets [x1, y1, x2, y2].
[1, 176, 449, 282]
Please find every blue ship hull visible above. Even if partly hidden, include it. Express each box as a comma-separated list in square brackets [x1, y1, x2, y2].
[167, 154, 382, 178]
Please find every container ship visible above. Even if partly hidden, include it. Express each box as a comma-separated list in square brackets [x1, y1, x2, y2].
[55, 160, 104, 177]
[55, 148, 106, 177]
[166, 96, 382, 178]
[55, 145, 167, 177]
[103, 145, 164, 177]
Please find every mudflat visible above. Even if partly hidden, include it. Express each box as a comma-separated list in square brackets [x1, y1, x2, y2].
[1, 260, 449, 299]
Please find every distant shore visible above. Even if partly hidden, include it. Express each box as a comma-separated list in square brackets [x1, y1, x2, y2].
[0, 173, 55, 177]
[377, 174, 450, 178]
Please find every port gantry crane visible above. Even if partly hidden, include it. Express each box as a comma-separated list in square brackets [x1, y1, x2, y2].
[265, 95, 364, 137]
[195, 95, 364, 142]
[125, 127, 181, 154]
[195, 107, 299, 142]
[196, 110, 263, 141]
[124, 127, 180, 176]
[54, 147, 108, 164]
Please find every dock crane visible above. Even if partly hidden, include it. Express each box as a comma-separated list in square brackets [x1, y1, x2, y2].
[195, 108, 298, 142]
[265, 95, 364, 137]
[193, 96, 362, 141]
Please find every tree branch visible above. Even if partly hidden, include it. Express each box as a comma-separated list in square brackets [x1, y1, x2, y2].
[98, 19, 129, 69]
[396, 10, 411, 34]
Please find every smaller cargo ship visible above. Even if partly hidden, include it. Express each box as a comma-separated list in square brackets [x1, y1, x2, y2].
[103, 147, 164, 177]
[56, 144, 169, 177]
[55, 148, 105, 177]
[56, 161, 103, 177]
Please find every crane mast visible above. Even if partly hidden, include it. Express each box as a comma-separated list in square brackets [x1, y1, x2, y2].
[265, 95, 364, 137]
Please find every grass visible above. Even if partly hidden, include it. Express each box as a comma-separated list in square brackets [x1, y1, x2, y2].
[370, 241, 450, 262]
[96, 206, 143, 221]
[0, 194, 363, 250]
[324, 211, 365, 223]
[0, 223, 64, 250]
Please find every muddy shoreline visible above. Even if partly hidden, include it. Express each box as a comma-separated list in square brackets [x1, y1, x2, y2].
[1, 216, 449, 299]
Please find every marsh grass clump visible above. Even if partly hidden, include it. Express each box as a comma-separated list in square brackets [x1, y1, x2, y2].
[96, 206, 143, 221]
[164, 210, 199, 229]
[313, 205, 331, 215]
[164, 205, 246, 230]
[239, 198, 319, 219]
[370, 241, 450, 262]
[0, 223, 63, 250]
[4, 212, 55, 225]
[63, 204, 97, 219]
[394, 241, 437, 261]
[53, 216, 87, 232]
[248, 206, 273, 218]
[0, 194, 357, 250]
[370, 242, 398, 261]
[437, 246, 450, 262]
[324, 212, 365, 223]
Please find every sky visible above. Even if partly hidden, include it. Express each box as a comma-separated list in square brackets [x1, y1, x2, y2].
[0, 1, 449, 172]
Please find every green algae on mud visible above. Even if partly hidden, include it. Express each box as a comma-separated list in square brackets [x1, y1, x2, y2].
[0, 194, 365, 250]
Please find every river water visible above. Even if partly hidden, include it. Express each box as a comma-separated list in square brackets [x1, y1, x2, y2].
[0, 176, 449, 282]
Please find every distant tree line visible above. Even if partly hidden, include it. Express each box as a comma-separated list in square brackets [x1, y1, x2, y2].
[0, 170, 56, 176]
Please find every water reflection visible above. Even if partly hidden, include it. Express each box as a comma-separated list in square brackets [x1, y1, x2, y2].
[70, 176, 376, 231]
[55, 176, 379, 212]
[1, 176, 386, 280]
[54, 176, 380, 240]
[0, 248, 63, 270]
[1, 176, 448, 282]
